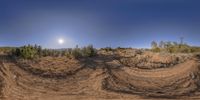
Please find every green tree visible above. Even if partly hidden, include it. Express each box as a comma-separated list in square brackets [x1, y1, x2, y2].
[159, 41, 165, 48]
[151, 41, 158, 49]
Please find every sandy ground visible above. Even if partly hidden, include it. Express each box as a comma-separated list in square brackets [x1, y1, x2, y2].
[0, 52, 200, 100]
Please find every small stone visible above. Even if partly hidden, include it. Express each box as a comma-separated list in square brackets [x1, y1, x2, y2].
[190, 73, 195, 79]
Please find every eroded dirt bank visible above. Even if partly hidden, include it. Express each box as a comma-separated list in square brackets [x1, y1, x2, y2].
[0, 50, 200, 100]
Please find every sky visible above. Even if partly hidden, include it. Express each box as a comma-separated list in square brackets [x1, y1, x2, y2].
[0, 0, 200, 48]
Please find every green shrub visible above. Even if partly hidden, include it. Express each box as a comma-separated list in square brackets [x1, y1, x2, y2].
[100, 47, 112, 52]
[82, 45, 97, 57]
[151, 47, 161, 52]
[72, 47, 82, 58]
[71, 45, 97, 58]
[14, 45, 38, 59]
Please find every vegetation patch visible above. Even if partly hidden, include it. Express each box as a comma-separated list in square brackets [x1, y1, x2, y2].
[11, 44, 97, 59]
[151, 40, 200, 53]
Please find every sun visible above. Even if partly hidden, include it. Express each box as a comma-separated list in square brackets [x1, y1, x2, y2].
[58, 38, 64, 45]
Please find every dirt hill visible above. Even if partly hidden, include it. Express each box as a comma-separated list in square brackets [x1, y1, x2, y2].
[0, 49, 200, 100]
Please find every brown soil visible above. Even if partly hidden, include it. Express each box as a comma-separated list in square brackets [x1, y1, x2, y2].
[0, 50, 200, 100]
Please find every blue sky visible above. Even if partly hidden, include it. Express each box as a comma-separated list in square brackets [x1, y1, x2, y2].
[0, 0, 200, 48]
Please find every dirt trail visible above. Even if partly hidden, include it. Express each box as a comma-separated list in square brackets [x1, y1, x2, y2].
[0, 54, 200, 100]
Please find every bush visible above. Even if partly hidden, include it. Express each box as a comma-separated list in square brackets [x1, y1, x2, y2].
[0, 47, 15, 54]
[13, 45, 38, 59]
[82, 45, 97, 57]
[100, 47, 113, 52]
[72, 47, 82, 58]
[71, 45, 97, 58]
[151, 47, 161, 52]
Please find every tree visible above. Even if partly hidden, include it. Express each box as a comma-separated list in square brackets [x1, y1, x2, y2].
[151, 41, 158, 48]
[159, 41, 165, 48]
[151, 41, 161, 52]
[180, 37, 184, 45]
[172, 42, 178, 46]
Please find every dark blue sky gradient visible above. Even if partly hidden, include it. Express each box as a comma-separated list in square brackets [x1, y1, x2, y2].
[0, 0, 200, 48]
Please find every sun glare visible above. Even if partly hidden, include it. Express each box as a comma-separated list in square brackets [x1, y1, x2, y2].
[58, 38, 64, 45]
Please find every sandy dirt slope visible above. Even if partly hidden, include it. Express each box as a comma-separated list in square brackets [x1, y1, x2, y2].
[0, 53, 200, 100]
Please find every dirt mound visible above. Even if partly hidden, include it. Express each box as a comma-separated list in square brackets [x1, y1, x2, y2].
[14, 57, 85, 79]
[119, 50, 192, 69]
[103, 59, 200, 98]
[0, 52, 200, 100]
[0, 65, 4, 99]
